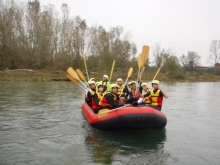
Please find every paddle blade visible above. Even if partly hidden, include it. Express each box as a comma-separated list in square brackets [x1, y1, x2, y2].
[97, 109, 112, 118]
[66, 74, 79, 86]
[141, 45, 150, 66]
[127, 67, 133, 79]
[67, 67, 80, 81]
[76, 68, 87, 82]
[138, 53, 143, 69]
[82, 53, 86, 63]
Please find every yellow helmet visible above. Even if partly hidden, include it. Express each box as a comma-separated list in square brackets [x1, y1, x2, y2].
[141, 83, 149, 88]
[152, 80, 160, 85]
[110, 84, 119, 89]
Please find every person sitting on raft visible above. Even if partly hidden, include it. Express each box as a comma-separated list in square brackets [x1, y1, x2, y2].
[85, 80, 96, 108]
[116, 78, 126, 103]
[125, 81, 142, 105]
[123, 81, 132, 100]
[132, 83, 151, 106]
[99, 74, 110, 92]
[92, 83, 104, 114]
[143, 80, 168, 111]
[99, 84, 125, 110]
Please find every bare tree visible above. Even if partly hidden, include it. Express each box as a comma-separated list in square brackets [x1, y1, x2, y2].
[0, 0, 26, 69]
[179, 54, 188, 70]
[152, 43, 172, 67]
[0, 0, 137, 71]
[208, 40, 220, 66]
[69, 16, 89, 69]
[180, 51, 201, 71]
[187, 51, 201, 67]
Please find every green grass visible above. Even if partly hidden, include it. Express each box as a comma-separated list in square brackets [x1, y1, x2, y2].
[0, 69, 220, 82]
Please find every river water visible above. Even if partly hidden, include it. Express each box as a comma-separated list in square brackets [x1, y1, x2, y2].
[0, 82, 220, 165]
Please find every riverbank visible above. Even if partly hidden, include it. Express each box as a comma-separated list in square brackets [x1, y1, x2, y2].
[0, 69, 220, 82]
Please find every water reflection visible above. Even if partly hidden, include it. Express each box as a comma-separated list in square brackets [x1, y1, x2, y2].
[85, 128, 169, 164]
[1, 82, 220, 165]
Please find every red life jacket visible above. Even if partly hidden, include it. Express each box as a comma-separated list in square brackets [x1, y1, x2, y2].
[91, 93, 102, 109]
[91, 98, 100, 109]
[99, 92, 118, 107]
[131, 89, 141, 100]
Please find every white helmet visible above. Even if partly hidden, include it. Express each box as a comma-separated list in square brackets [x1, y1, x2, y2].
[110, 84, 119, 89]
[128, 81, 132, 85]
[117, 78, 122, 82]
[96, 82, 103, 87]
[141, 83, 149, 88]
[130, 81, 136, 85]
[89, 78, 95, 81]
[103, 75, 108, 79]
[88, 80, 95, 85]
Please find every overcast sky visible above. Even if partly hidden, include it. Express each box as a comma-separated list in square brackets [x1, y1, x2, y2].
[27, 0, 220, 66]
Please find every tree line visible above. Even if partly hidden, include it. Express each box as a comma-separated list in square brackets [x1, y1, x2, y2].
[0, 0, 220, 77]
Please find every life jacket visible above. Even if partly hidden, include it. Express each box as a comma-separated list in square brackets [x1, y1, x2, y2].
[91, 97, 97, 109]
[91, 92, 103, 109]
[85, 89, 96, 107]
[149, 89, 163, 107]
[131, 89, 141, 100]
[142, 90, 150, 104]
[100, 81, 110, 92]
[117, 84, 125, 96]
[99, 92, 118, 107]
[96, 92, 102, 100]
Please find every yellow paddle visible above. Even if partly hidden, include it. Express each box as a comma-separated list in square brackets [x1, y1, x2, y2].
[139, 66, 145, 81]
[152, 66, 162, 80]
[97, 110, 112, 118]
[119, 67, 133, 97]
[66, 74, 87, 91]
[67, 67, 93, 94]
[141, 45, 150, 64]
[98, 106, 126, 118]
[82, 53, 89, 81]
[76, 68, 87, 82]
[109, 60, 115, 83]
[137, 53, 143, 77]
[138, 45, 150, 76]
[136, 45, 150, 93]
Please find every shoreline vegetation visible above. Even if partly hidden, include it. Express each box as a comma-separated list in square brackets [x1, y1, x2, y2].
[1, 1, 220, 83]
[1, 69, 220, 82]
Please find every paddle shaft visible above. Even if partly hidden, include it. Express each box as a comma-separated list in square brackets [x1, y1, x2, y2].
[82, 53, 90, 81]
[67, 67, 93, 93]
[153, 66, 161, 80]
[119, 67, 133, 97]
[109, 60, 115, 83]
[66, 74, 87, 91]
[76, 68, 88, 83]
[98, 106, 126, 115]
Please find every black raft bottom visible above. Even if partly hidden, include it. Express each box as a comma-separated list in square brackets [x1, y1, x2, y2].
[91, 113, 167, 131]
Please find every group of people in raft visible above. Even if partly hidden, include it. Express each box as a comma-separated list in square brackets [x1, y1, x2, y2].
[85, 74, 168, 114]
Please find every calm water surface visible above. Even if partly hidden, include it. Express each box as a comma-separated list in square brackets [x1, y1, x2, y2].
[0, 82, 220, 165]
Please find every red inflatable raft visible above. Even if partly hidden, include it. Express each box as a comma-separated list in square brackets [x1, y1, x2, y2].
[81, 103, 167, 130]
